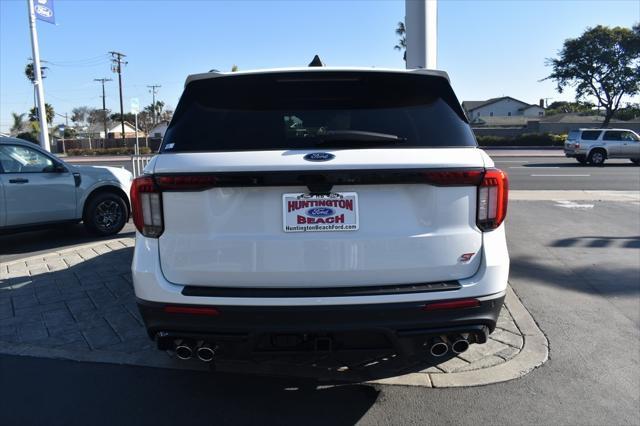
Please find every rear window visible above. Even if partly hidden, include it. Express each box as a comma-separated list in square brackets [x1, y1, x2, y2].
[161, 71, 475, 153]
[567, 130, 580, 140]
[581, 130, 602, 140]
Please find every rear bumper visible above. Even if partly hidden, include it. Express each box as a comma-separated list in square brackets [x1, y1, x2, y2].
[132, 225, 508, 363]
[137, 292, 505, 360]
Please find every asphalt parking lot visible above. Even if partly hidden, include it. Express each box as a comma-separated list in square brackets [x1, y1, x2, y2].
[1, 152, 639, 425]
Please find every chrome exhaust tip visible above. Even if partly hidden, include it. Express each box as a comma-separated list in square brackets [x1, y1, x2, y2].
[196, 344, 216, 362]
[429, 337, 449, 357]
[175, 342, 193, 360]
[451, 336, 470, 354]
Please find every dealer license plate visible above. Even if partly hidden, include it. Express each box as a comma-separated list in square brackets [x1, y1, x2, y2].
[282, 192, 359, 233]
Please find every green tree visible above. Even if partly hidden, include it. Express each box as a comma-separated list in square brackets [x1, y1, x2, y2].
[16, 131, 39, 144]
[24, 62, 47, 83]
[89, 108, 110, 126]
[613, 102, 640, 120]
[29, 103, 55, 123]
[71, 106, 92, 126]
[110, 112, 136, 124]
[10, 112, 26, 135]
[394, 21, 406, 61]
[544, 25, 640, 127]
[231, 64, 239, 72]
[545, 101, 595, 116]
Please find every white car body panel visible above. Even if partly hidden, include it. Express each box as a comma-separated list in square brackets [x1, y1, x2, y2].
[154, 148, 487, 287]
[133, 222, 508, 306]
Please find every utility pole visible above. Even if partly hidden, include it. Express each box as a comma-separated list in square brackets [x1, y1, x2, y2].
[94, 78, 112, 144]
[109, 51, 127, 146]
[147, 84, 161, 125]
[27, 0, 50, 151]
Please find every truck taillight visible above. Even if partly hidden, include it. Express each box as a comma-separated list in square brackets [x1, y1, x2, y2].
[477, 168, 508, 231]
[130, 176, 164, 238]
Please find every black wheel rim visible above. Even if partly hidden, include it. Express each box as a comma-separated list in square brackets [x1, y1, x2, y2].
[94, 200, 123, 232]
[592, 152, 604, 164]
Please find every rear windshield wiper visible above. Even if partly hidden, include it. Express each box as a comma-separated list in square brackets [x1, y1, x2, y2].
[316, 130, 407, 144]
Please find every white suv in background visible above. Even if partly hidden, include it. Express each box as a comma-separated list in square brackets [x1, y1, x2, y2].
[564, 128, 640, 166]
[130, 67, 510, 374]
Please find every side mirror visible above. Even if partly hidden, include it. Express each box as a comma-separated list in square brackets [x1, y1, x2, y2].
[44, 163, 67, 173]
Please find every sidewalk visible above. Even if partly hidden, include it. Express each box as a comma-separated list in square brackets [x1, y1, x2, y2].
[0, 239, 547, 387]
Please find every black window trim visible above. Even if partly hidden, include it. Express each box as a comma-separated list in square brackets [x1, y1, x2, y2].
[0, 144, 69, 174]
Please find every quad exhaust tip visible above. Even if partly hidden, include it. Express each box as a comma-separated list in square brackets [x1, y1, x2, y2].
[429, 337, 449, 357]
[196, 344, 216, 362]
[451, 335, 470, 354]
[175, 343, 193, 360]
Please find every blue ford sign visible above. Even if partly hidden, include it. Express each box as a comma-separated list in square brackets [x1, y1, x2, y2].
[304, 152, 335, 162]
[33, 0, 55, 24]
[306, 207, 335, 218]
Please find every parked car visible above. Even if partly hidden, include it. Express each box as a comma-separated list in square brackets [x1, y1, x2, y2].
[131, 66, 510, 372]
[564, 128, 640, 166]
[0, 136, 132, 235]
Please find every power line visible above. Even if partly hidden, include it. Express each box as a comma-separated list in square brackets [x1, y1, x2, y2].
[147, 84, 161, 125]
[94, 78, 112, 142]
[109, 51, 127, 145]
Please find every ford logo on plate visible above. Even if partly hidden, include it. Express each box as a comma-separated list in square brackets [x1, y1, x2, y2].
[304, 152, 335, 162]
[306, 207, 334, 217]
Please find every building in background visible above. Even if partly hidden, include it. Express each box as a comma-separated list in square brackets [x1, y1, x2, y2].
[463, 96, 545, 120]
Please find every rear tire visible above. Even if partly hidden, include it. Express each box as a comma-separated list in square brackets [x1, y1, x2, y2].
[631, 159, 640, 166]
[83, 192, 128, 236]
[588, 150, 606, 166]
[576, 155, 587, 165]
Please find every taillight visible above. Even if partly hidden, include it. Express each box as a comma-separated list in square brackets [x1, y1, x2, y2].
[130, 176, 164, 238]
[477, 168, 508, 231]
[421, 170, 484, 186]
[423, 298, 480, 311]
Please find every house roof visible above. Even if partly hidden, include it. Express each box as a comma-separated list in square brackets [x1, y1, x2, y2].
[462, 96, 540, 112]
[108, 121, 141, 133]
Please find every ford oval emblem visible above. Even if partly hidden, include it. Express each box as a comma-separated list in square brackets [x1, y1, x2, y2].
[304, 152, 335, 162]
[307, 207, 334, 217]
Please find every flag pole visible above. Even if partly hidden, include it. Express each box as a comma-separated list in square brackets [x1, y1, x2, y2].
[27, 0, 51, 151]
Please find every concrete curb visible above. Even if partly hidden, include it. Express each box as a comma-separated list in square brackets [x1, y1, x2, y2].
[373, 286, 549, 388]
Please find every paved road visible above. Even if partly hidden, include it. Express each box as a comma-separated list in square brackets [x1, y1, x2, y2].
[64, 154, 640, 191]
[1, 200, 638, 425]
[493, 156, 640, 190]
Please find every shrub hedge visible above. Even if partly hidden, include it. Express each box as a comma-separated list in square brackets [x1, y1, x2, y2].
[476, 133, 566, 147]
[66, 147, 153, 156]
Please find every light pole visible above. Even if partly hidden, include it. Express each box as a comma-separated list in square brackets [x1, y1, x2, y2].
[27, 0, 50, 151]
[405, 0, 437, 69]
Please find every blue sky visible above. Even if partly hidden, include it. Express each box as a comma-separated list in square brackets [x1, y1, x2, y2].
[1, 0, 638, 132]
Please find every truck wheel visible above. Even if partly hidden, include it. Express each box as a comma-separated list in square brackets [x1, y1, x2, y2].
[588, 150, 606, 166]
[576, 155, 587, 165]
[84, 192, 128, 236]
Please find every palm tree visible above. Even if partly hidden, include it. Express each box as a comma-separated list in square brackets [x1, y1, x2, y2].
[394, 21, 407, 61]
[29, 103, 55, 123]
[10, 112, 26, 135]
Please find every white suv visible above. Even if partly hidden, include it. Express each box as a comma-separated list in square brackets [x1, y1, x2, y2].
[564, 128, 640, 166]
[131, 67, 509, 371]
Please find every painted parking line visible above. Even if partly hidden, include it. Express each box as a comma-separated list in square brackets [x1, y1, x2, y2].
[530, 174, 591, 177]
[509, 166, 559, 169]
[494, 160, 530, 163]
